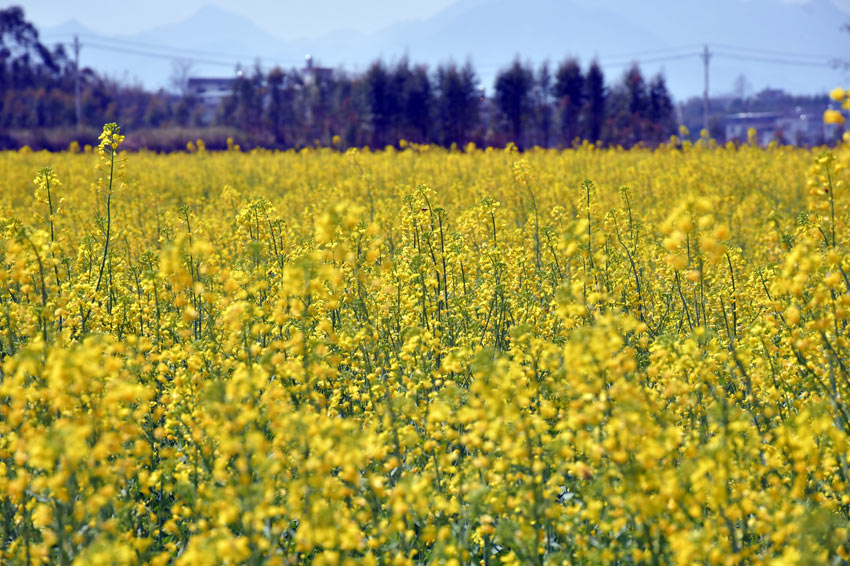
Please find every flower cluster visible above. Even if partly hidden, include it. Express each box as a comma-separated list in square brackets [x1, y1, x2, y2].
[825, 87, 850, 125]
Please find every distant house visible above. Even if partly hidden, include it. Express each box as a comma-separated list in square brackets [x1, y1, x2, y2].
[187, 77, 236, 124]
[186, 60, 335, 125]
[755, 88, 786, 102]
[725, 107, 841, 146]
[725, 112, 781, 144]
[302, 56, 333, 86]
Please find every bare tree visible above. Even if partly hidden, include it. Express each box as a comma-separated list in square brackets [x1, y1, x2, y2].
[733, 74, 751, 100]
[168, 58, 195, 96]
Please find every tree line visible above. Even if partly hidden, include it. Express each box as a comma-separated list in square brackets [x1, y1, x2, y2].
[1, 6, 676, 150]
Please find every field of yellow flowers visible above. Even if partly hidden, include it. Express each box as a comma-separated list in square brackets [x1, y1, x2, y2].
[1, 126, 849, 566]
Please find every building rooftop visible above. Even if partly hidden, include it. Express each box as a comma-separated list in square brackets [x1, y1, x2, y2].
[725, 112, 783, 122]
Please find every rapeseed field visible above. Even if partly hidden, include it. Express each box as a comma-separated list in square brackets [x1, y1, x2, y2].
[1, 126, 849, 565]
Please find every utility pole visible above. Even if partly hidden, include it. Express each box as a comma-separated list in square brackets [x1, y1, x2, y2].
[702, 44, 710, 135]
[74, 35, 81, 128]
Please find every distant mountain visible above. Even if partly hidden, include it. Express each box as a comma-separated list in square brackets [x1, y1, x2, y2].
[43, 18, 96, 38]
[42, 0, 849, 99]
[44, 5, 306, 86]
[128, 4, 295, 63]
[305, 0, 667, 68]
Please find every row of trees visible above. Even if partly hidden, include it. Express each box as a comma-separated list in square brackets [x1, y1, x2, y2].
[195, 56, 676, 149]
[2, 6, 677, 149]
[212, 60, 486, 148]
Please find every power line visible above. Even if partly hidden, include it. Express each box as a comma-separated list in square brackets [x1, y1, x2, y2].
[713, 51, 833, 67]
[600, 52, 702, 68]
[46, 32, 309, 69]
[43, 31, 242, 59]
[598, 44, 704, 60]
[68, 35, 696, 76]
[40, 32, 75, 40]
[710, 42, 834, 61]
[83, 41, 240, 68]
[82, 41, 309, 72]
[45, 32, 845, 80]
[475, 52, 700, 72]
[74, 33, 280, 63]
[49, 32, 839, 68]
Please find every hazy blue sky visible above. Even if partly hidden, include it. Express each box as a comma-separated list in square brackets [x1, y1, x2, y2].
[19, 0, 459, 39]
[19, 0, 850, 39]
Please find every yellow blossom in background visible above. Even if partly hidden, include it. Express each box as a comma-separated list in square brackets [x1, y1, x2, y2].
[824, 108, 845, 124]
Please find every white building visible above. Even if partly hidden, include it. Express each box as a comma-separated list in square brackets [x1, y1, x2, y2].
[187, 77, 237, 123]
[725, 107, 842, 146]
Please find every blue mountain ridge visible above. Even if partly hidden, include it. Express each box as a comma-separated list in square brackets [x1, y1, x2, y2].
[42, 0, 850, 99]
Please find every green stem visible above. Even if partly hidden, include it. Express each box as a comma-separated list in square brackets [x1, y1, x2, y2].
[95, 146, 115, 293]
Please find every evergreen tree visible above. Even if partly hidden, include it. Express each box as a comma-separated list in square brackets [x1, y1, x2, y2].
[533, 61, 553, 147]
[581, 60, 606, 143]
[232, 64, 265, 132]
[333, 72, 366, 148]
[553, 58, 584, 146]
[494, 58, 534, 146]
[399, 63, 433, 143]
[647, 73, 675, 143]
[625, 63, 648, 142]
[266, 67, 297, 145]
[363, 60, 396, 147]
[625, 64, 647, 117]
[435, 61, 481, 147]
